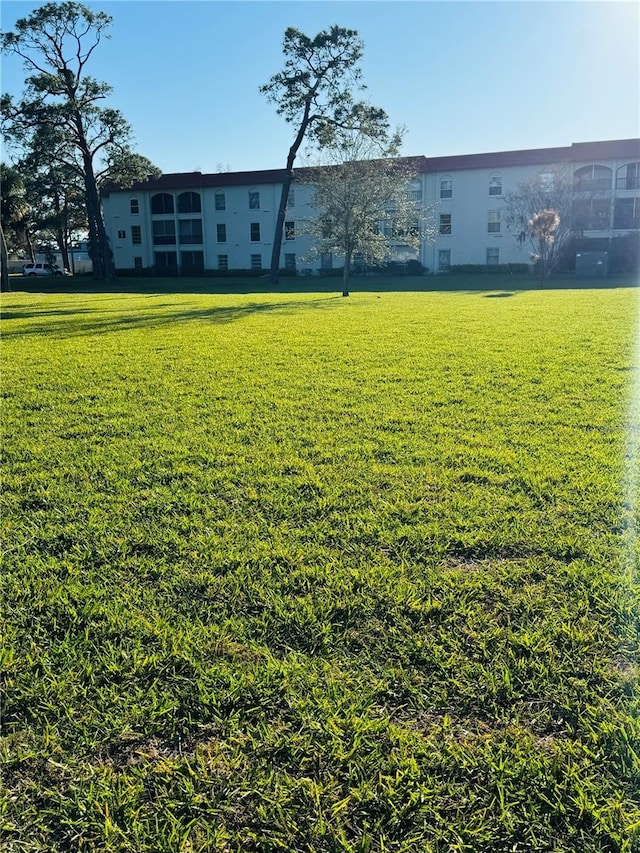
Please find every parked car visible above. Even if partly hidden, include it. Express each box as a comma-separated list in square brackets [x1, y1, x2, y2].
[22, 262, 71, 277]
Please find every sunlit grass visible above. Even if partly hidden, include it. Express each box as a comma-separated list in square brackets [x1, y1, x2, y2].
[1, 280, 639, 852]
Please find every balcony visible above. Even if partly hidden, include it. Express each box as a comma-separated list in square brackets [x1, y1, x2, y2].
[616, 176, 640, 190]
[573, 178, 612, 192]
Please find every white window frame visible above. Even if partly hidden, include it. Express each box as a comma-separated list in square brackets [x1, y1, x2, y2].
[487, 210, 501, 233]
[439, 213, 452, 235]
[489, 175, 502, 196]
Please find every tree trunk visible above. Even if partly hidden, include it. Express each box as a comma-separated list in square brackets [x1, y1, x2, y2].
[56, 224, 70, 271]
[52, 191, 71, 271]
[268, 103, 312, 287]
[342, 248, 352, 297]
[74, 112, 115, 282]
[0, 224, 11, 293]
[84, 166, 114, 281]
[24, 228, 35, 263]
[268, 173, 292, 286]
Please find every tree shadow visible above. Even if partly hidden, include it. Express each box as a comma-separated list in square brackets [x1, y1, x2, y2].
[0, 296, 343, 340]
[1, 306, 98, 321]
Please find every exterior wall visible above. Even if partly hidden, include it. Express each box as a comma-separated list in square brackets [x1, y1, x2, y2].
[423, 162, 568, 271]
[101, 139, 640, 275]
[103, 181, 318, 273]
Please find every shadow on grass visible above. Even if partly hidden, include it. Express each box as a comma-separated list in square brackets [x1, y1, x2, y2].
[0, 295, 343, 340]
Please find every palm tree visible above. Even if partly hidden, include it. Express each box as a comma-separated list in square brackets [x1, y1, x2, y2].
[1, 163, 31, 291]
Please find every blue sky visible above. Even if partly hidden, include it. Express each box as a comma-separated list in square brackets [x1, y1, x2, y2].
[2, 1, 638, 174]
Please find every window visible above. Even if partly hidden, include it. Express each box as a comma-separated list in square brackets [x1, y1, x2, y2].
[486, 247, 500, 266]
[613, 197, 640, 230]
[216, 223, 227, 243]
[616, 163, 640, 191]
[407, 189, 423, 202]
[151, 193, 174, 214]
[489, 175, 502, 196]
[285, 221, 295, 240]
[117, 229, 126, 239]
[215, 192, 226, 211]
[540, 172, 555, 191]
[217, 254, 228, 270]
[573, 165, 612, 192]
[152, 220, 176, 245]
[249, 191, 260, 209]
[488, 211, 501, 233]
[131, 225, 142, 245]
[251, 254, 262, 270]
[438, 249, 451, 271]
[154, 251, 177, 269]
[133, 257, 143, 270]
[320, 252, 333, 270]
[250, 222, 260, 242]
[284, 253, 296, 270]
[177, 192, 201, 213]
[380, 219, 394, 239]
[440, 177, 452, 199]
[130, 198, 140, 215]
[287, 187, 295, 208]
[178, 218, 203, 244]
[180, 250, 204, 272]
[439, 213, 452, 235]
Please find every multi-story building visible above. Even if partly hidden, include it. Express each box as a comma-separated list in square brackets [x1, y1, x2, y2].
[101, 138, 639, 275]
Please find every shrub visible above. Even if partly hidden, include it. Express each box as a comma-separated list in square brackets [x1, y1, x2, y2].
[555, 235, 639, 274]
[449, 263, 529, 275]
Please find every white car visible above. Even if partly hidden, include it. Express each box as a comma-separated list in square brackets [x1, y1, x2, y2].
[22, 262, 71, 277]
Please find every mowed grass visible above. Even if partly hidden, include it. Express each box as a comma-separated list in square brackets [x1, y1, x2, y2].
[1, 279, 639, 852]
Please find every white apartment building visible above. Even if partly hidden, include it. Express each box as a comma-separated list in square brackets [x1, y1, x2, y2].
[101, 138, 639, 275]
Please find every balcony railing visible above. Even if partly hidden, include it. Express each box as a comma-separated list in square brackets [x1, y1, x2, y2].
[613, 216, 640, 230]
[616, 176, 640, 190]
[573, 178, 612, 192]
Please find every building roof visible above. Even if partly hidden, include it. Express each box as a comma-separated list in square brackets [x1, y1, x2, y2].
[102, 139, 640, 195]
[422, 139, 640, 174]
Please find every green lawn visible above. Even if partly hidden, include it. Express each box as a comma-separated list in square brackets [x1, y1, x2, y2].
[2, 279, 639, 852]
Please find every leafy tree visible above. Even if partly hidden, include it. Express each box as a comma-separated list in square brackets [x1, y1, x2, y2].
[503, 167, 574, 279]
[13, 121, 86, 270]
[1, 2, 159, 281]
[300, 130, 435, 296]
[0, 163, 31, 291]
[260, 25, 391, 285]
